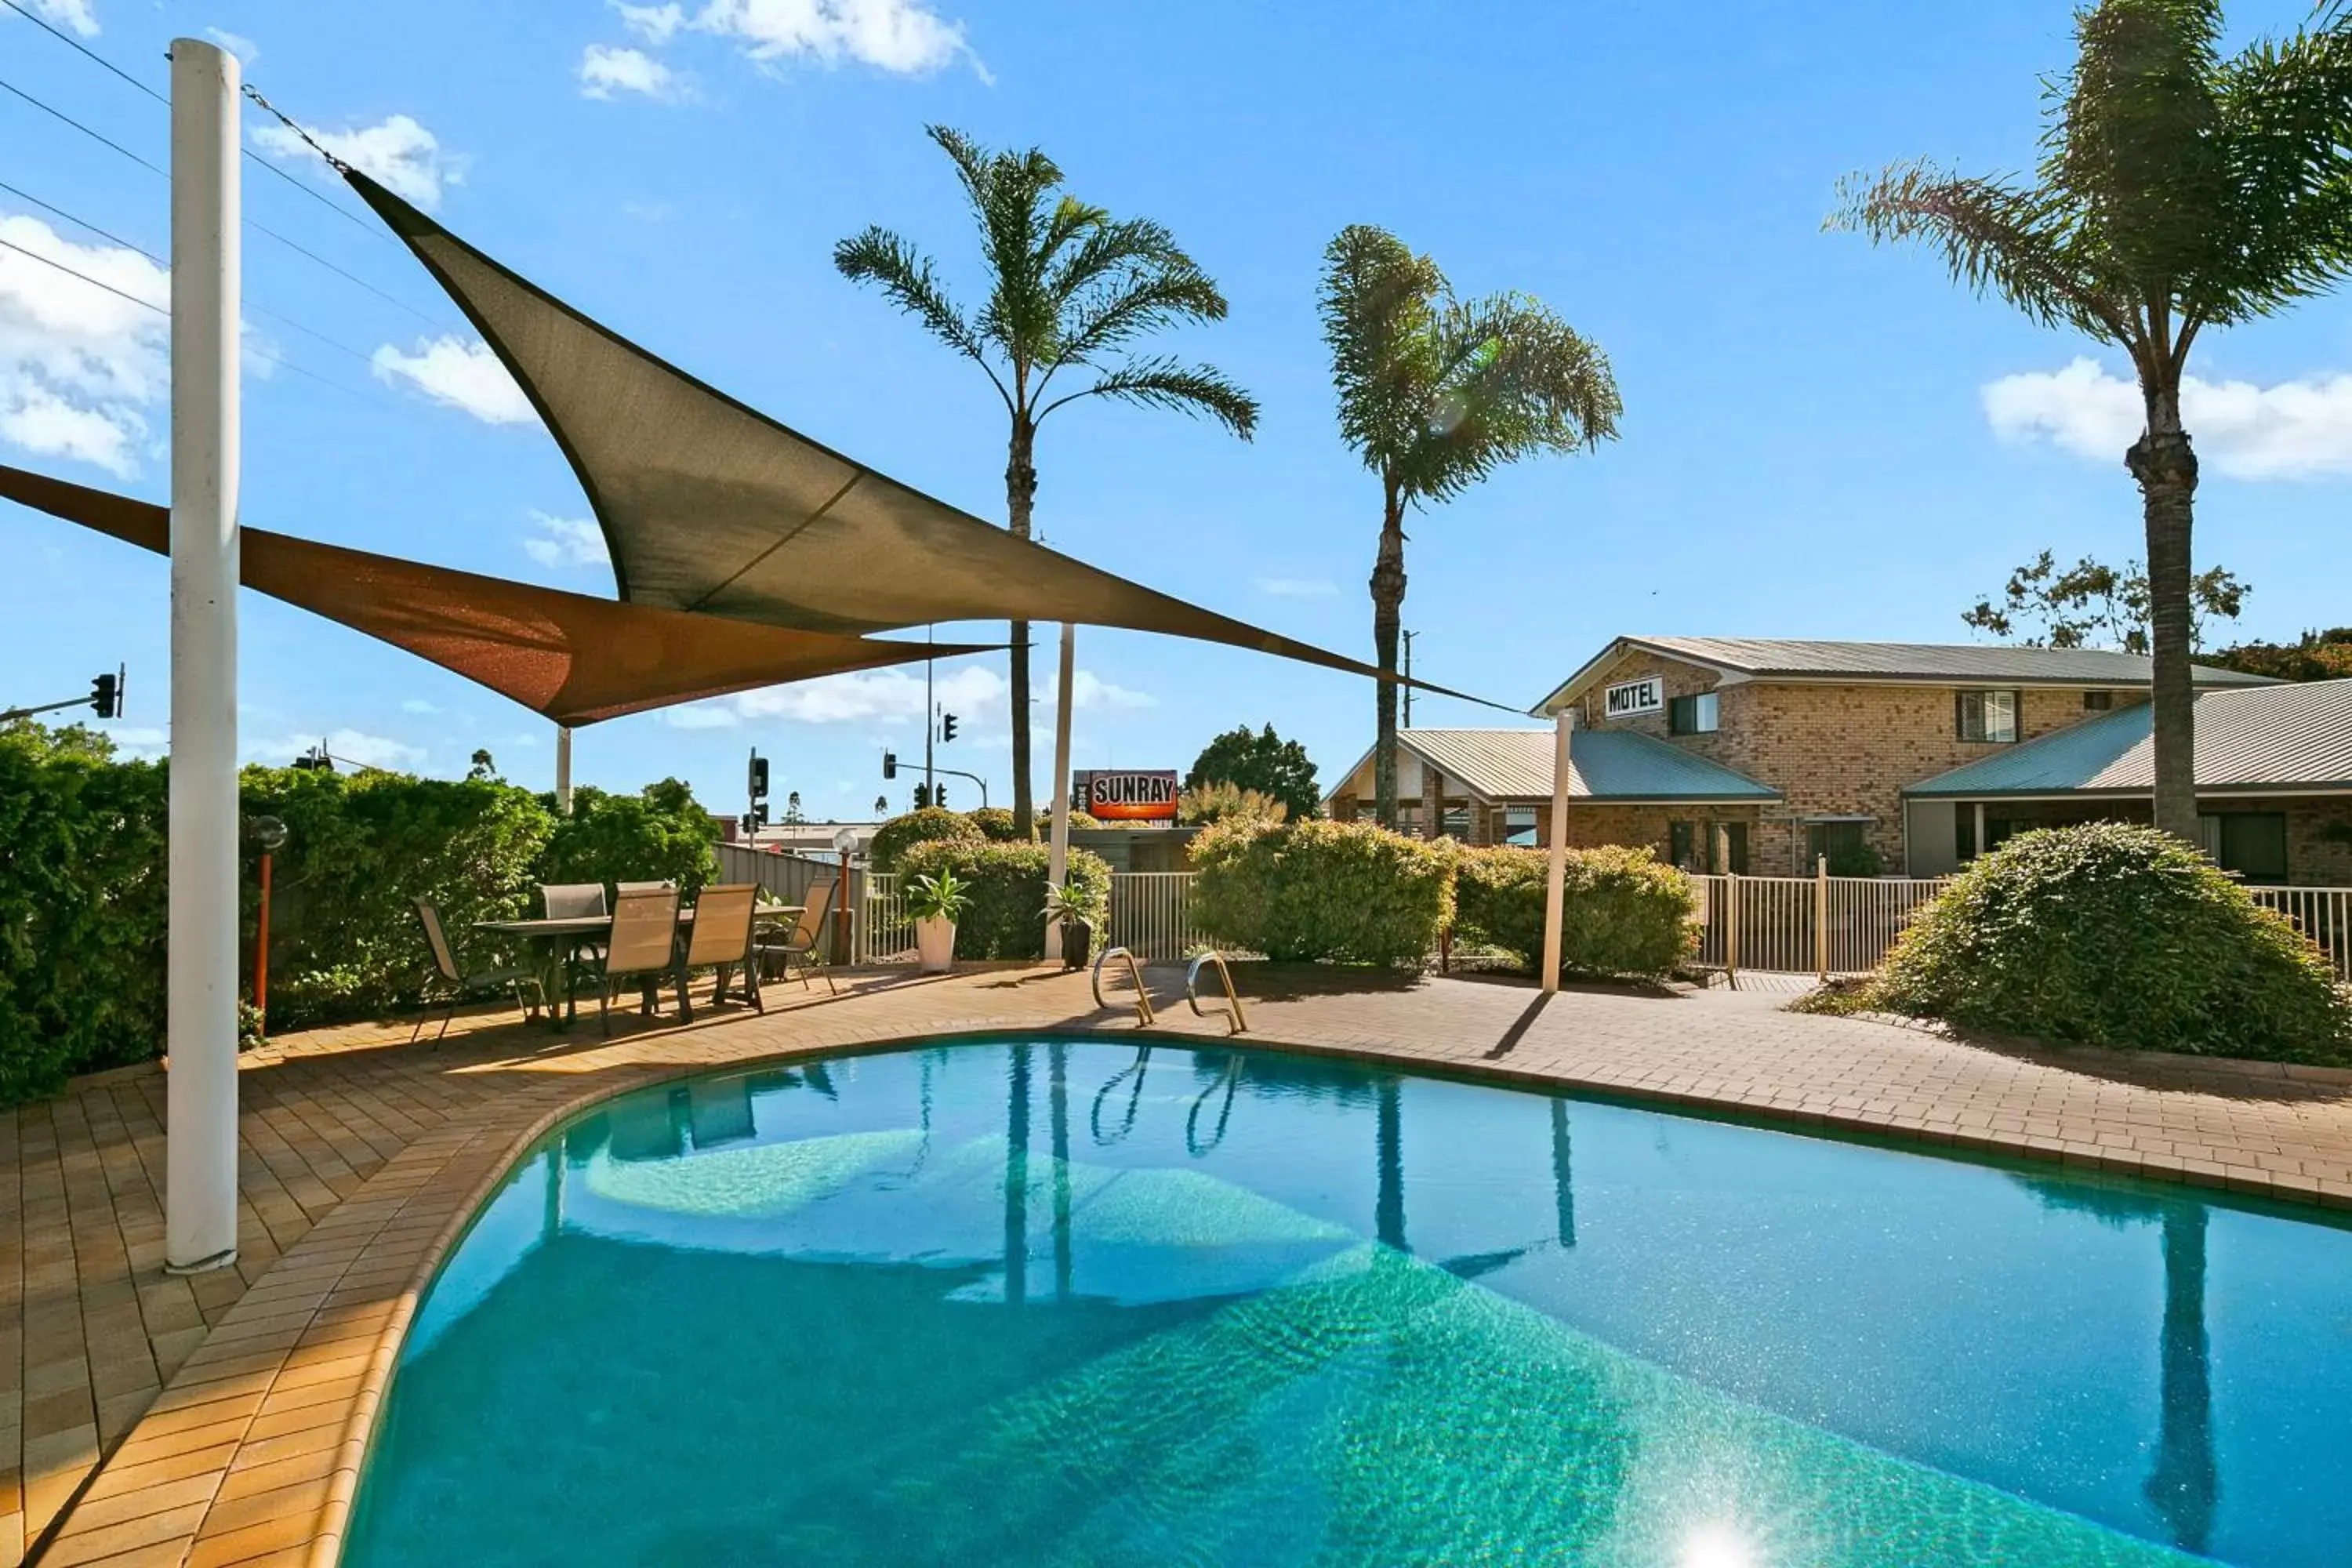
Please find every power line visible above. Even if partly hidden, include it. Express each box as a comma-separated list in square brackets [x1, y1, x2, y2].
[0, 173, 381, 368]
[0, 232, 394, 405]
[0, 0, 391, 244]
[0, 69, 456, 332]
[0, 0, 163, 103]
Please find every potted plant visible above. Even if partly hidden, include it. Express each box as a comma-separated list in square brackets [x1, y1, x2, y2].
[1042, 880, 1106, 971]
[907, 869, 967, 974]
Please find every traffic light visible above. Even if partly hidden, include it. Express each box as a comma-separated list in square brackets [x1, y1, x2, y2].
[882, 750, 898, 779]
[747, 750, 769, 804]
[934, 785, 947, 808]
[89, 667, 120, 719]
[913, 782, 931, 809]
[748, 803, 769, 829]
[940, 712, 959, 743]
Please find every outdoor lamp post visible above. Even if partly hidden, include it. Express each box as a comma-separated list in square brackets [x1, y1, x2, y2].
[246, 815, 288, 1040]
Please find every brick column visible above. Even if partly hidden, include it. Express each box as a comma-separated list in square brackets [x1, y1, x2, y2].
[1424, 764, 1444, 840]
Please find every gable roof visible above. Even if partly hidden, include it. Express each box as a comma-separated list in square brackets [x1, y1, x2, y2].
[1534, 635, 2274, 713]
[1330, 728, 1780, 805]
[1905, 679, 2352, 797]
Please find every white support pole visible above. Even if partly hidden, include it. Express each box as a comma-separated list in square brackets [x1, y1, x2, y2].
[1540, 709, 1573, 994]
[554, 725, 574, 816]
[166, 38, 241, 1275]
[1044, 622, 1076, 962]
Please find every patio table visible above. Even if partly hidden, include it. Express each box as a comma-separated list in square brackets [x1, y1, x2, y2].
[475, 906, 801, 1028]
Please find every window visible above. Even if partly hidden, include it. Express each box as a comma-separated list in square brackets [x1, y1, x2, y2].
[1722, 821, 1750, 875]
[1668, 692, 1719, 735]
[2202, 812, 2288, 883]
[2082, 690, 2113, 711]
[1955, 688, 2019, 743]
[1806, 820, 1877, 875]
[1503, 807, 1537, 845]
[1668, 820, 1697, 870]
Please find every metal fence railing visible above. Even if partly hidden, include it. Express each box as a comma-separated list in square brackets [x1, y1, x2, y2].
[1106, 872, 1203, 963]
[2251, 885, 2352, 982]
[1691, 872, 1951, 980]
[859, 871, 914, 964]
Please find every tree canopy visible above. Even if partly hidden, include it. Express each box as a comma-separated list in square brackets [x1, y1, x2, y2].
[1962, 550, 2246, 652]
[1185, 724, 1322, 822]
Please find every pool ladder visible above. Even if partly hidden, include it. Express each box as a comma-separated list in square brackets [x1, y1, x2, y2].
[1185, 951, 1248, 1036]
[1091, 946, 1156, 1025]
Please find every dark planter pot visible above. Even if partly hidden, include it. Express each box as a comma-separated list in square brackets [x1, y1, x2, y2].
[1062, 922, 1093, 970]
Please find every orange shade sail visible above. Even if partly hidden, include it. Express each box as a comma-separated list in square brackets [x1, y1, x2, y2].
[0, 463, 996, 727]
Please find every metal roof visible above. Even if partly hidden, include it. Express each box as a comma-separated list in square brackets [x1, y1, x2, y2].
[1905, 679, 2352, 797]
[1334, 728, 1780, 804]
[1534, 635, 2274, 713]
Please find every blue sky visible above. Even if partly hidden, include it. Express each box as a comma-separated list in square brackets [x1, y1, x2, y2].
[5, 0, 2350, 821]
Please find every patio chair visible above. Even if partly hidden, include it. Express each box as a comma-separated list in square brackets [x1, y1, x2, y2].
[617, 880, 675, 895]
[753, 878, 837, 994]
[412, 898, 546, 1045]
[681, 883, 763, 1014]
[540, 882, 607, 919]
[591, 886, 688, 1036]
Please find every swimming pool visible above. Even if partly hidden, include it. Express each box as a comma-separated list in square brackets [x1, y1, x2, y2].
[344, 1039, 2352, 1566]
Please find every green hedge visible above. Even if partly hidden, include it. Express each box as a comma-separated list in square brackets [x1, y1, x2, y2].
[0, 725, 169, 1104]
[870, 807, 984, 873]
[1454, 844, 1697, 980]
[895, 840, 1111, 960]
[1871, 822, 2352, 1063]
[0, 724, 720, 1105]
[1190, 818, 1451, 966]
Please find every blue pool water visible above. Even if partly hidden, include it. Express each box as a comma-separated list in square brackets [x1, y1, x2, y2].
[344, 1040, 2352, 1566]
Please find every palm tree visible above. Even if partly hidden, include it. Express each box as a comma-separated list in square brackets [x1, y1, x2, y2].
[1837, 0, 2352, 842]
[837, 127, 1259, 837]
[1318, 227, 1621, 828]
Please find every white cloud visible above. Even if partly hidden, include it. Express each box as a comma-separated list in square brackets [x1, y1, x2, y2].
[738, 663, 1003, 724]
[581, 44, 683, 100]
[246, 728, 426, 771]
[661, 703, 742, 729]
[110, 725, 168, 759]
[521, 512, 610, 568]
[0, 213, 168, 476]
[372, 336, 536, 425]
[616, 1, 687, 42]
[1069, 671, 1154, 711]
[1984, 355, 2352, 481]
[204, 27, 259, 63]
[401, 698, 441, 714]
[27, 1, 96, 37]
[253, 114, 465, 210]
[691, 0, 982, 78]
[1254, 576, 1338, 597]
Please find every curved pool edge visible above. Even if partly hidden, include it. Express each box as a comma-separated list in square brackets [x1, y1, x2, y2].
[42, 997, 2352, 1568]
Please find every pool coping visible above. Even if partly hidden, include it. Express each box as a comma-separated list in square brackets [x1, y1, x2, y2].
[38, 999, 2352, 1568]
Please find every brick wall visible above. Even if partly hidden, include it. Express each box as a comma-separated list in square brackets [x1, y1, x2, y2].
[1574, 645, 2118, 874]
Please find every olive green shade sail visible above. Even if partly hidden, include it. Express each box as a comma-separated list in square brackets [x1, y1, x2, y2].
[339, 169, 1505, 712]
[0, 463, 997, 728]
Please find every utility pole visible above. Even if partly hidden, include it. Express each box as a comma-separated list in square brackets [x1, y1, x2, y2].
[1402, 630, 1415, 729]
[165, 37, 241, 1275]
[924, 629, 936, 802]
[1044, 622, 1076, 961]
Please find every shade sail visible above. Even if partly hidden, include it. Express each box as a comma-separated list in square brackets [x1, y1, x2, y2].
[0, 463, 996, 727]
[341, 170, 1504, 711]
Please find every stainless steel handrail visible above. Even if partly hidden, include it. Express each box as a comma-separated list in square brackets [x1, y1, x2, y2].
[1091, 945, 1155, 1025]
[1185, 950, 1248, 1035]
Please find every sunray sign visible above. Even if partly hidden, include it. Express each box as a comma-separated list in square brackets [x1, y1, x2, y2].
[1075, 769, 1181, 822]
[1603, 676, 1664, 720]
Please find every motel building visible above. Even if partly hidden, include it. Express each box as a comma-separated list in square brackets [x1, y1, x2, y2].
[1327, 636, 2352, 885]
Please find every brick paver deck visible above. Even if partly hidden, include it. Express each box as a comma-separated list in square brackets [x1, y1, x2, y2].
[9, 966, 2352, 1566]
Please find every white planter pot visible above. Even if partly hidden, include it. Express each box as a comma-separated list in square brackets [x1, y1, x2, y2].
[915, 916, 957, 974]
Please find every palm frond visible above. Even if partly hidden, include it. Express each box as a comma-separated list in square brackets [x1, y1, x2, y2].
[2195, 19, 2352, 328]
[1394, 292, 1621, 505]
[1831, 162, 2140, 347]
[1319, 224, 1450, 474]
[1040, 354, 1258, 438]
[832, 227, 1004, 403]
[1052, 265, 1229, 374]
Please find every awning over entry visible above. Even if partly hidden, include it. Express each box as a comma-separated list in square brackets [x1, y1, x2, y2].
[339, 169, 1501, 710]
[0, 463, 993, 727]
